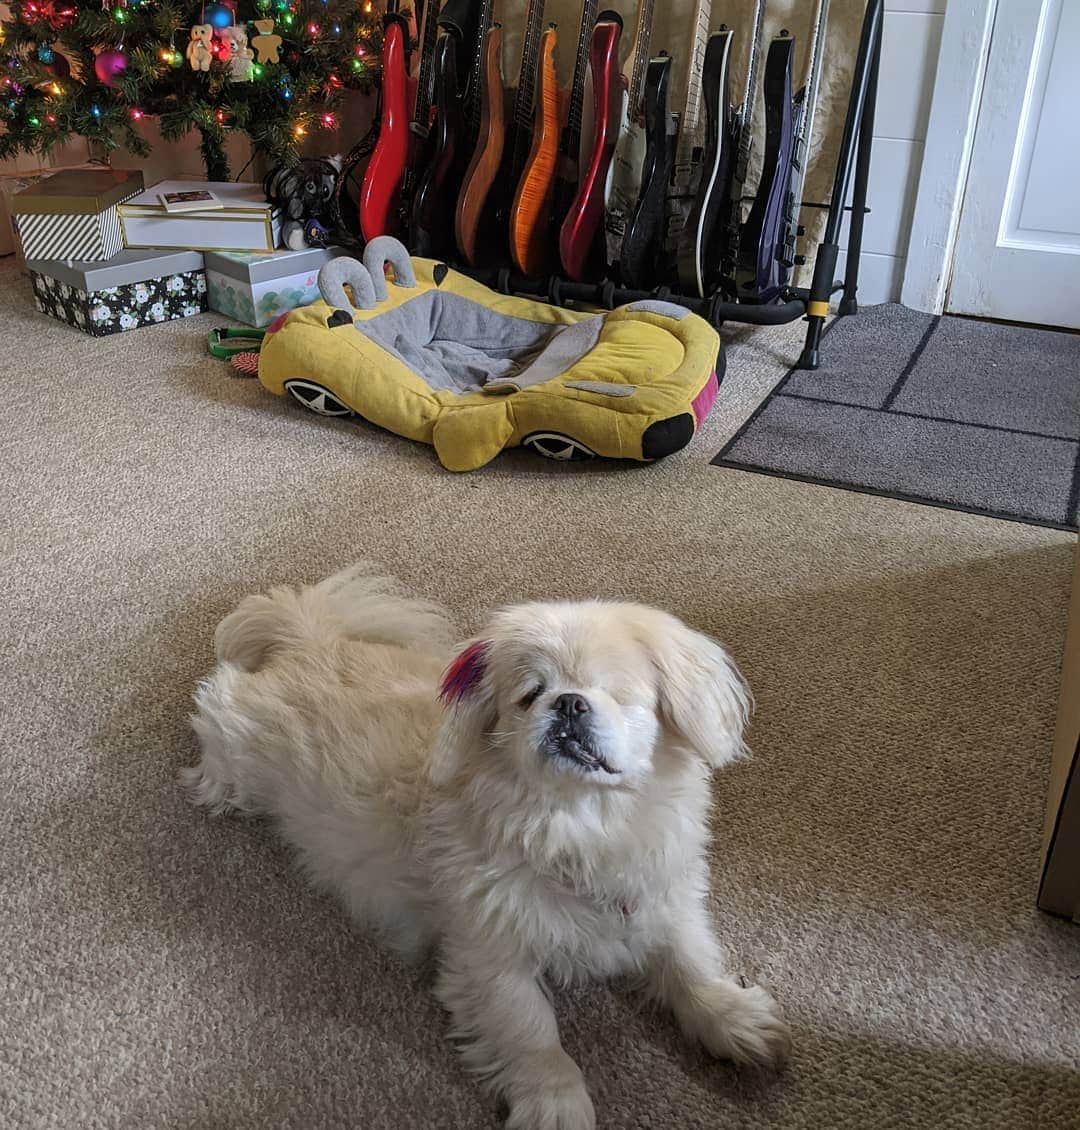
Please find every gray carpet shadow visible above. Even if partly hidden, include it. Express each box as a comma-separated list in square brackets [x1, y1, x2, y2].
[705, 541, 1076, 919]
[714, 305, 1080, 530]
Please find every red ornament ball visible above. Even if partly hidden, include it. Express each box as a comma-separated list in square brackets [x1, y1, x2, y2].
[22, 1, 76, 32]
[94, 48, 127, 87]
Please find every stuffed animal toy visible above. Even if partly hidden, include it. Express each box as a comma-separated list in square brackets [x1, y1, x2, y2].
[250, 19, 282, 65]
[186, 24, 213, 72]
[221, 25, 254, 81]
[265, 157, 344, 250]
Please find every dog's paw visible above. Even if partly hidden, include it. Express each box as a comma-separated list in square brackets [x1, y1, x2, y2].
[503, 1052, 595, 1130]
[505, 1087, 595, 1130]
[688, 979, 791, 1070]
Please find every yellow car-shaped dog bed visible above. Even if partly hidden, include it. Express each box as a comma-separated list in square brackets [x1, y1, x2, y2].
[257, 237, 722, 472]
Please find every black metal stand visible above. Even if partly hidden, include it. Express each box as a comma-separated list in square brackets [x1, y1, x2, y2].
[837, 15, 881, 318]
[445, 0, 884, 370]
[797, 0, 884, 368]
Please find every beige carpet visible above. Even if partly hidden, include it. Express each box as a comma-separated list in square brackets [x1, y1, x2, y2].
[2, 259, 1078, 1129]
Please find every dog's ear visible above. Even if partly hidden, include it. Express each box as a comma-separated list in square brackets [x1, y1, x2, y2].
[430, 640, 497, 785]
[637, 611, 751, 770]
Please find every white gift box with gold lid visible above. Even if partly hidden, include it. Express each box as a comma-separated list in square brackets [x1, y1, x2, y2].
[118, 180, 282, 252]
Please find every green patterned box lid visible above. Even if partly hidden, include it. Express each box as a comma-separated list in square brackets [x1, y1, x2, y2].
[203, 245, 346, 284]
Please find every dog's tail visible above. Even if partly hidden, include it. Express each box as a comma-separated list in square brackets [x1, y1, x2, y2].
[214, 564, 456, 672]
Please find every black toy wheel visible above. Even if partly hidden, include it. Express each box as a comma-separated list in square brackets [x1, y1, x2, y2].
[284, 380, 354, 417]
[522, 432, 597, 462]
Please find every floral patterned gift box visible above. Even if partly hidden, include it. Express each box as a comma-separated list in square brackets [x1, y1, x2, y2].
[26, 249, 207, 337]
[204, 246, 346, 328]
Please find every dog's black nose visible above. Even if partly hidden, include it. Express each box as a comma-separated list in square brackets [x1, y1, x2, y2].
[554, 693, 590, 718]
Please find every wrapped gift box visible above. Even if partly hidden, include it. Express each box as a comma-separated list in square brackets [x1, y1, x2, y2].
[12, 168, 144, 262]
[1, 163, 108, 261]
[27, 249, 207, 336]
[119, 180, 282, 252]
[204, 246, 346, 327]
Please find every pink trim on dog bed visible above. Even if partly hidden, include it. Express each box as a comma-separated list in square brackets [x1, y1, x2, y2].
[692, 370, 719, 427]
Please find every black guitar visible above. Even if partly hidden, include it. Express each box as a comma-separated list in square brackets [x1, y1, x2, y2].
[398, 0, 442, 220]
[737, 33, 794, 301]
[408, 0, 482, 257]
[675, 29, 733, 298]
[619, 54, 674, 290]
[409, 32, 468, 257]
[737, 0, 829, 302]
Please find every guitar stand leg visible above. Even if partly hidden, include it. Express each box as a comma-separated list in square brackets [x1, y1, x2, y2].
[838, 11, 881, 318]
[796, 0, 884, 370]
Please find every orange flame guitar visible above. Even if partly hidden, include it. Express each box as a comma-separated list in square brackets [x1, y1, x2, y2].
[509, 25, 561, 277]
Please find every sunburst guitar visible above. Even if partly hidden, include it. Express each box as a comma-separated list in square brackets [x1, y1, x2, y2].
[455, 12, 505, 265]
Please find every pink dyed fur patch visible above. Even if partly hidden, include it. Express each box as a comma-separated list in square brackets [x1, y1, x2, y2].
[692, 370, 719, 427]
[440, 641, 490, 702]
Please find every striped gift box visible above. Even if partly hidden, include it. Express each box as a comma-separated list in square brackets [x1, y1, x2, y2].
[12, 168, 143, 263]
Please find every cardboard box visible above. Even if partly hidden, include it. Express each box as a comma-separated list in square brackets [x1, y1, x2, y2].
[1039, 541, 1080, 921]
[119, 180, 282, 252]
[27, 248, 207, 336]
[204, 246, 345, 327]
[12, 168, 144, 262]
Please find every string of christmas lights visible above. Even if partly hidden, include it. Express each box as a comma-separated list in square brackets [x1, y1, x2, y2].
[0, 0, 386, 177]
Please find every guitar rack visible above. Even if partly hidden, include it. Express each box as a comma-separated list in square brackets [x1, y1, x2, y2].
[452, 0, 884, 372]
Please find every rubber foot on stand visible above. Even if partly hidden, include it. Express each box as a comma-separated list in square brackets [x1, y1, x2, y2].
[796, 346, 820, 371]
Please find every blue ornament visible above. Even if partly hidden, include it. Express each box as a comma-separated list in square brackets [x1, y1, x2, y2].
[205, 3, 233, 29]
[37, 44, 55, 64]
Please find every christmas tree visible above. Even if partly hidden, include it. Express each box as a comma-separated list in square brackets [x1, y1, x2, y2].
[0, 0, 385, 179]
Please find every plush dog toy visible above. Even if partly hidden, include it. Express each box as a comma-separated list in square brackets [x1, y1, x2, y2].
[265, 157, 343, 250]
[221, 25, 254, 81]
[186, 24, 213, 72]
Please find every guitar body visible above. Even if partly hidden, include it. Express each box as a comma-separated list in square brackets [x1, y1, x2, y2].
[455, 24, 505, 265]
[620, 56, 673, 290]
[359, 11, 411, 241]
[410, 33, 467, 259]
[676, 30, 733, 299]
[738, 34, 796, 303]
[558, 17, 623, 282]
[510, 26, 561, 276]
[602, 86, 645, 270]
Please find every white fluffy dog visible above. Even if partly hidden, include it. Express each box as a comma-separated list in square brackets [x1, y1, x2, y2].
[185, 566, 789, 1129]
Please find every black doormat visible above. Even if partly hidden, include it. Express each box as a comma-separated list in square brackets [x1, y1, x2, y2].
[714, 304, 1080, 530]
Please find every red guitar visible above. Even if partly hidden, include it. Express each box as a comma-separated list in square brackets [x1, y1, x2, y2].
[558, 14, 623, 282]
[359, 1, 411, 241]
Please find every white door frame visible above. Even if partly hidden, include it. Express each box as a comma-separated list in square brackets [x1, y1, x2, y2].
[900, 0, 998, 314]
